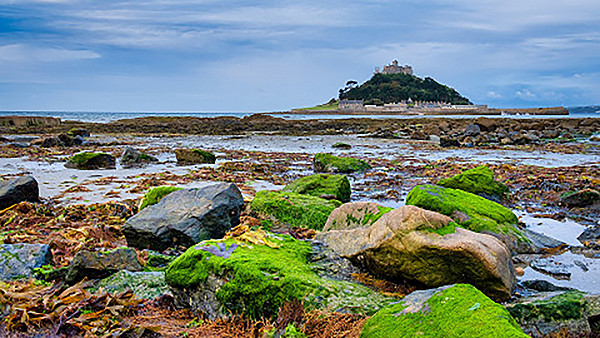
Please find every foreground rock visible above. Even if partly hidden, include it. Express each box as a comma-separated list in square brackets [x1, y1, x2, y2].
[97, 270, 169, 300]
[0, 244, 52, 281]
[316, 206, 515, 301]
[123, 183, 244, 251]
[283, 173, 351, 203]
[65, 247, 143, 284]
[120, 147, 158, 167]
[361, 284, 528, 338]
[174, 148, 216, 165]
[65, 152, 116, 170]
[250, 190, 341, 230]
[438, 165, 509, 202]
[166, 228, 394, 320]
[0, 176, 39, 210]
[506, 291, 600, 337]
[323, 201, 392, 231]
[313, 153, 371, 173]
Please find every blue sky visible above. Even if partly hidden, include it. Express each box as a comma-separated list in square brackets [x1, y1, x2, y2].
[0, 0, 599, 111]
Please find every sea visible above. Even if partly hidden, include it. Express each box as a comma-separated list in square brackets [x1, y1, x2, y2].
[0, 106, 598, 123]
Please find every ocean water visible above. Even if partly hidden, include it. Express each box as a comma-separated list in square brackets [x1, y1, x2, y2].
[0, 109, 598, 123]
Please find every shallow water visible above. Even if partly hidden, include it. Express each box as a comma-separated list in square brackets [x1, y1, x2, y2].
[517, 213, 587, 247]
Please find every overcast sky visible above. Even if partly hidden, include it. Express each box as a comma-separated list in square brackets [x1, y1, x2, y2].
[1, 0, 599, 111]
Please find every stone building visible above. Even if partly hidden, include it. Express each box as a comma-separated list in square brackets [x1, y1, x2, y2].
[378, 60, 413, 75]
[339, 100, 365, 111]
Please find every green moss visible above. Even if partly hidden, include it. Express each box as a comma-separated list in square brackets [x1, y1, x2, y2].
[250, 191, 341, 230]
[438, 165, 509, 200]
[33, 265, 68, 281]
[283, 174, 351, 203]
[422, 222, 457, 236]
[331, 142, 352, 149]
[67, 152, 108, 165]
[360, 205, 394, 227]
[145, 252, 176, 271]
[361, 284, 528, 338]
[406, 185, 523, 240]
[139, 186, 183, 210]
[192, 149, 216, 163]
[506, 291, 585, 324]
[166, 234, 394, 319]
[314, 153, 371, 173]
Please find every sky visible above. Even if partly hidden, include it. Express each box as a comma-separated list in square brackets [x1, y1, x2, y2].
[0, 0, 599, 112]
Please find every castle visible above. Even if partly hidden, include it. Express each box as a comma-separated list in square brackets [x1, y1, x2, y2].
[376, 60, 413, 75]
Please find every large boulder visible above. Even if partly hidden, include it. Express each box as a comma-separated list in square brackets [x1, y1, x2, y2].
[120, 147, 158, 167]
[250, 190, 341, 230]
[406, 184, 524, 245]
[123, 183, 244, 251]
[361, 284, 528, 338]
[283, 173, 351, 203]
[65, 247, 143, 284]
[313, 153, 371, 173]
[316, 206, 515, 301]
[323, 202, 392, 231]
[0, 243, 52, 281]
[65, 152, 116, 170]
[437, 165, 509, 202]
[0, 176, 39, 210]
[174, 148, 216, 165]
[165, 228, 395, 320]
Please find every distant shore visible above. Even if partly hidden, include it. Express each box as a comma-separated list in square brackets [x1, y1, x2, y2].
[283, 106, 569, 116]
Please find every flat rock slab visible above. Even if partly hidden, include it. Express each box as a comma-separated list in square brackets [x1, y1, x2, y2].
[0, 243, 52, 281]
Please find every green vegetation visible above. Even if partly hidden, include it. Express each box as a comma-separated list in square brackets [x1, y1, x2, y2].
[144, 252, 176, 271]
[175, 149, 216, 164]
[438, 165, 509, 201]
[139, 186, 183, 211]
[406, 185, 524, 240]
[314, 153, 371, 173]
[67, 152, 108, 165]
[341, 73, 471, 105]
[297, 100, 339, 111]
[361, 284, 527, 338]
[166, 233, 394, 319]
[250, 191, 341, 230]
[283, 174, 351, 203]
[506, 291, 585, 324]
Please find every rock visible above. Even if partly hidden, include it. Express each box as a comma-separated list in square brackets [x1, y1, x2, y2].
[65, 247, 143, 284]
[97, 270, 170, 300]
[429, 135, 441, 144]
[361, 284, 528, 338]
[530, 257, 571, 279]
[123, 183, 244, 251]
[474, 117, 497, 132]
[0, 176, 39, 210]
[542, 129, 561, 139]
[522, 229, 566, 253]
[464, 123, 481, 136]
[65, 152, 116, 170]
[323, 202, 392, 231]
[0, 115, 60, 127]
[437, 165, 509, 202]
[516, 267, 525, 276]
[410, 130, 428, 140]
[174, 148, 216, 165]
[120, 147, 158, 167]
[282, 173, 351, 203]
[68, 128, 90, 137]
[138, 186, 183, 211]
[331, 142, 352, 149]
[521, 280, 575, 292]
[250, 190, 340, 230]
[0, 244, 52, 281]
[165, 229, 395, 320]
[316, 206, 515, 301]
[406, 184, 524, 248]
[578, 227, 600, 249]
[32, 133, 81, 147]
[308, 240, 361, 282]
[313, 153, 371, 173]
[506, 291, 600, 337]
[440, 137, 460, 147]
[560, 189, 600, 208]
[144, 251, 176, 271]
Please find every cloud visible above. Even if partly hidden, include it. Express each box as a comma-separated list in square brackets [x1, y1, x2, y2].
[0, 44, 100, 63]
[487, 91, 502, 99]
[515, 89, 537, 100]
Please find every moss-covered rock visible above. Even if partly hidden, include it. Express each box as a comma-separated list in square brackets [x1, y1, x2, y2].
[406, 184, 523, 241]
[560, 189, 600, 208]
[65, 152, 116, 170]
[139, 186, 182, 211]
[314, 153, 371, 173]
[323, 202, 393, 231]
[283, 174, 351, 203]
[121, 147, 158, 167]
[250, 190, 341, 230]
[331, 142, 352, 149]
[165, 230, 395, 320]
[96, 270, 169, 300]
[437, 165, 509, 202]
[175, 148, 216, 165]
[361, 284, 528, 338]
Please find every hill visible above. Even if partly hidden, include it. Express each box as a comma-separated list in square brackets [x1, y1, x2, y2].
[340, 73, 471, 105]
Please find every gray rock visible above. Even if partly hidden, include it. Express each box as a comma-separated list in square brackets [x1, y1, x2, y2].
[0, 243, 52, 281]
[97, 270, 170, 300]
[521, 280, 575, 292]
[120, 147, 158, 167]
[429, 135, 441, 144]
[0, 176, 39, 210]
[65, 247, 143, 284]
[530, 257, 571, 279]
[464, 123, 481, 136]
[123, 183, 244, 251]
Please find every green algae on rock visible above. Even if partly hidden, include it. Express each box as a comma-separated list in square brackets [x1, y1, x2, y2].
[165, 232, 395, 320]
[65, 152, 116, 170]
[283, 174, 351, 203]
[96, 270, 169, 300]
[174, 148, 216, 165]
[361, 284, 528, 338]
[250, 190, 341, 230]
[139, 186, 183, 211]
[314, 153, 371, 173]
[406, 184, 523, 240]
[437, 165, 509, 202]
[323, 202, 393, 231]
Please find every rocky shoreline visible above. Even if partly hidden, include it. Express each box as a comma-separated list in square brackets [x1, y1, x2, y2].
[0, 115, 599, 337]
